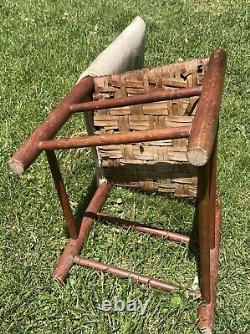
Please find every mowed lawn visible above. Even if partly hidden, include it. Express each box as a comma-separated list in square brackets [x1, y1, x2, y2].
[0, 1, 249, 333]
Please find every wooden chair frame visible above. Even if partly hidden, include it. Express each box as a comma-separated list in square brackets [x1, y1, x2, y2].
[10, 49, 227, 333]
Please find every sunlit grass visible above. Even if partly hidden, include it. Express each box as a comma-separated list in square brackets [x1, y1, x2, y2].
[0, 1, 249, 333]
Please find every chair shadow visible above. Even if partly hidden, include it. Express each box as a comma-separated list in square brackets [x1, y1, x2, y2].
[187, 204, 199, 265]
[63, 176, 97, 237]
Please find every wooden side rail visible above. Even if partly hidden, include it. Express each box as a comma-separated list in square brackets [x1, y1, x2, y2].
[39, 126, 191, 150]
[187, 49, 227, 166]
[9, 76, 95, 175]
[70, 86, 202, 112]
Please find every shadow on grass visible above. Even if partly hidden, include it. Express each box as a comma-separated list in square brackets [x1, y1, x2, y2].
[63, 176, 97, 237]
[187, 206, 200, 275]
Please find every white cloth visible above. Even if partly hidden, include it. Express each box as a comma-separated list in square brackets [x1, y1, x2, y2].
[78, 16, 146, 183]
[77, 16, 146, 81]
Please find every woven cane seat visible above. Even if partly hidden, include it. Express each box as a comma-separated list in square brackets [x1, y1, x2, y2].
[88, 57, 209, 197]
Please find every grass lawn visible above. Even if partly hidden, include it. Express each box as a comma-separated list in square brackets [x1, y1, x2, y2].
[0, 1, 249, 333]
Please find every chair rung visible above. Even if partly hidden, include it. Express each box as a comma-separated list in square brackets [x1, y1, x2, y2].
[74, 256, 200, 298]
[70, 86, 202, 112]
[97, 213, 191, 244]
[39, 126, 191, 151]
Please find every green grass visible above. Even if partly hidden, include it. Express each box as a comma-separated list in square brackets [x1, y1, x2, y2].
[0, 1, 249, 333]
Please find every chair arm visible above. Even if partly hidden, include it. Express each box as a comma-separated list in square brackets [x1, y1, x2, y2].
[9, 76, 94, 175]
[187, 49, 227, 166]
[39, 126, 191, 150]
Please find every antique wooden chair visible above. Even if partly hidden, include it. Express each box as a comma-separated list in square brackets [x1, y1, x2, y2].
[10, 18, 226, 333]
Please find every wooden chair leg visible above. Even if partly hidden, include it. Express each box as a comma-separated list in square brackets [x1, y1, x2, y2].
[197, 143, 220, 333]
[198, 162, 212, 304]
[52, 182, 112, 283]
[46, 150, 78, 239]
[198, 198, 221, 333]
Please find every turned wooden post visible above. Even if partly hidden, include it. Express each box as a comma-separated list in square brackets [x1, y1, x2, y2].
[46, 150, 78, 240]
[187, 49, 226, 167]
